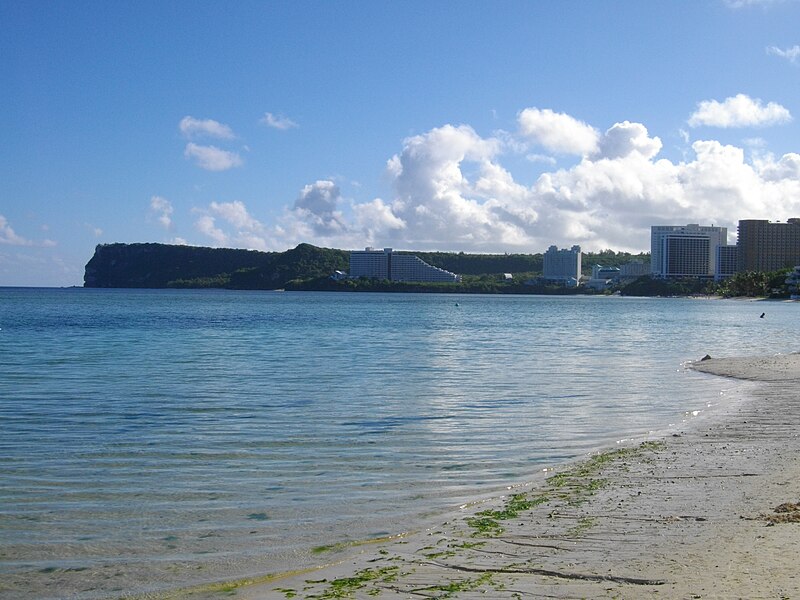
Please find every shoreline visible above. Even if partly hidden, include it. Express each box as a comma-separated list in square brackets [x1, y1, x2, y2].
[170, 353, 800, 599]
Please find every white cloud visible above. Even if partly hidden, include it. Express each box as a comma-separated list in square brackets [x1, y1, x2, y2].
[767, 45, 800, 64]
[193, 201, 273, 251]
[518, 108, 599, 155]
[724, 0, 784, 7]
[84, 223, 103, 237]
[149, 195, 173, 229]
[0, 216, 53, 247]
[594, 121, 662, 160]
[209, 200, 262, 231]
[260, 112, 299, 130]
[688, 93, 792, 128]
[179, 116, 235, 140]
[170, 237, 189, 246]
[0, 215, 32, 246]
[292, 180, 348, 235]
[190, 108, 800, 257]
[757, 152, 800, 181]
[193, 214, 229, 246]
[184, 143, 243, 171]
[743, 137, 768, 148]
[526, 154, 558, 166]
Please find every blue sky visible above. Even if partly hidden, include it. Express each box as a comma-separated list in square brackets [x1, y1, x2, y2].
[2, 0, 800, 286]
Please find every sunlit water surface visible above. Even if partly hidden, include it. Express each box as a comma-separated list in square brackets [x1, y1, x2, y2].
[1, 289, 796, 598]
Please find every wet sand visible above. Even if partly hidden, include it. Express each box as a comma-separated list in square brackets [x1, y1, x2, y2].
[170, 353, 800, 600]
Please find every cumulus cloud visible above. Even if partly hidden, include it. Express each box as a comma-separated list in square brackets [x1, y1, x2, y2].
[184, 143, 243, 171]
[757, 152, 800, 181]
[209, 200, 262, 231]
[594, 121, 662, 160]
[0, 215, 32, 245]
[688, 94, 792, 128]
[193, 214, 229, 246]
[179, 116, 235, 140]
[0, 215, 55, 247]
[767, 45, 800, 64]
[292, 180, 348, 235]
[190, 108, 800, 256]
[260, 112, 299, 130]
[149, 195, 173, 229]
[518, 108, 599, 155]
[193, 201, 273, 250]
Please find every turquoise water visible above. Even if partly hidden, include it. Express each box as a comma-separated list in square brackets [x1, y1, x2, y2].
[1, 289, 796, 598]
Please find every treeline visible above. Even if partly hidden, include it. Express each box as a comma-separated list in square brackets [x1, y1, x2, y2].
[618, 269, 794, 298]
[84, 243, 650, 289]
[84, 242, 792, 298]
[84, 242, 348, 289]
[413, 249, 649, 277]
[712, 270, 793, 298]
[286, 274, 592, 295]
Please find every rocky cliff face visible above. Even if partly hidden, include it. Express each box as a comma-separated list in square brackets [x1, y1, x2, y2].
[83, 242, 350, 289]
[83, 243, 271, 288]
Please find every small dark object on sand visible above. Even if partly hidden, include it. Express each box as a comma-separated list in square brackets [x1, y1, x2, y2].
[700, 354, 712, 361]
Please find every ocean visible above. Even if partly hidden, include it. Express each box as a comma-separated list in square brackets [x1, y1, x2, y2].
[1, 288, 796, 599]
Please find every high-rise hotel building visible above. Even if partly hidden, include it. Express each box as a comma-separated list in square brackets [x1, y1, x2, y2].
[650, 224, 727, 278]
[737, 219, 800, 272]
[542, 245, 582, 286]
[349, 247, 461, 283]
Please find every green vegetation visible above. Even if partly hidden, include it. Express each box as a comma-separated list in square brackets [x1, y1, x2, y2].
[84, 242, 347, 289]
[569, 516, 598, 536]
[306, 565, 400, 599]
[547, 441, 665, 507]
[411, 573, 496, 598]
[711, 269, 792, 298]
[463, 442, 666, 538]
[618, 275, 713, 297]
[84, 242, 793, 298]
[619, 269, 793, 298]
[466, 493, 549, 537]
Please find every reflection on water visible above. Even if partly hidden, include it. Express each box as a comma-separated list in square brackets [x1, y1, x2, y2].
[0, 289, 795, 598]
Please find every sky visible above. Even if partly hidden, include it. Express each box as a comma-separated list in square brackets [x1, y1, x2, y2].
[2, 0, 800, 286]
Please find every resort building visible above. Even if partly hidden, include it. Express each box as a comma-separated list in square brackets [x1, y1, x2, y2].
[650, 224, 727, 278]
[349, 247, 390, 279]
[349, 247, 461, 283]
[737, 219, 800, 273]
[618, 259, 651, 279]
[542, 245, 581, 287]
[587, 265, 620, 290]
[715, 245, 738, 280]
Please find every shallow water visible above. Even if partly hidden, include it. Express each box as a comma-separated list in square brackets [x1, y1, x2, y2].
[0, 289, 796, 598]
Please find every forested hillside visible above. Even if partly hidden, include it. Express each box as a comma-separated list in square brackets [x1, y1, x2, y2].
[84, 242, 652, 290]
[84, 243, 348, 289]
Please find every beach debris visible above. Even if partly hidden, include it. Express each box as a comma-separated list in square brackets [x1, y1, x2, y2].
[700, 354, 712, 361]
[757, 501, 800, 525]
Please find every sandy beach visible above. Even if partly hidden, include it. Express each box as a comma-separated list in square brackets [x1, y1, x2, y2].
[161, 352, 800, 600]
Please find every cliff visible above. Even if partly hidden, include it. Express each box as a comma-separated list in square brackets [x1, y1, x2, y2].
[83, 243, 348, 289]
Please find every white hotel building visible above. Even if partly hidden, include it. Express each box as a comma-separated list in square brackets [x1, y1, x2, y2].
[651, 224, 727, 278]
[349, 248, 461, 283]
[542, 245, 582, 287]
